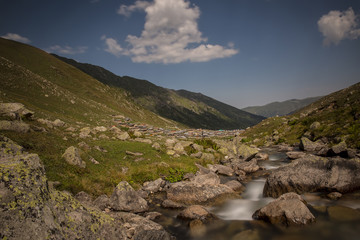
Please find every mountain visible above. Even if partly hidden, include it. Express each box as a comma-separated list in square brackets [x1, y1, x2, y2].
[53, 54, 264, 130]
[242, 97, 322, 118]
[0, 38, 178, 128]
[241, 82, 360, 148]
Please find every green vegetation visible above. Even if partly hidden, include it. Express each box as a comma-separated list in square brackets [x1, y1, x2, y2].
[194, 138, 220, 151]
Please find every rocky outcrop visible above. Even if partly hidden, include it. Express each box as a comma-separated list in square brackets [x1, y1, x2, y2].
[62, 146, 86, 168]
[0, 103, 34, 120]
[237, 144, 259, 160]
[110, 181, 149, 213]
[299, 137, 329, 154]
[253, 192, 315, 226]
[0, 136, 127, 239]
[0, 120, 30, 133]
[263, 155, 360, 198]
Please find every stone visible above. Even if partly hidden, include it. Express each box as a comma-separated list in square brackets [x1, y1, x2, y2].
[232, 159, 260, 174]
[263, 154, 360, 198]
[173, 142, 185, 154]
[201, 152, 215, 162]
[299, 137, 329, 154]
[143, 178, 165, 193]
[253, 192, 315, 226]
[110, 181, 149, 213]
[166, 150, 176, 156]
[237, 144, 259, 160]
[94, 126, 107, 132]
[133, 130, 142, 137]
[161, 199, 185, 209]
[286, 151, 306, 159]
[255, 152, 269, 161]
[0, 120, 30, 133]
[327, 192, 342, 200]
[62, 146, 86, 168]
[330, 141, 348, 156]
[0, 103, 34, 120]
[75, 191, 92, 205]
[192, 172, 220, 186]
[93, 194, 110, 211]
[178, 205, 216, 220]
[152, 142, 161, 150]
[224, 180, 244, 192]
[89, 157, 100, 164]
[126, 151, 143, 156]
[78, 141, 91, 151]
[135, 138, 152, 144]
[190, 152, 202, 158]
[52, 119, 65, 127]
[207, 164, 234, 176]
[309, 121, 321, 130]
[144, 212, 162, 221]
[117, 132, 130, 141]
[165, 138, 177, 148]
[79, 127, 92, 138]
[192, 143, 204, 152]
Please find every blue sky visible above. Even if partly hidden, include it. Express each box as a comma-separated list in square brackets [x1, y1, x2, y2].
[1, 0, 359, 108]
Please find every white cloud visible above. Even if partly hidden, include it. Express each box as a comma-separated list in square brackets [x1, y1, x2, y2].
[1, 33, 31, 43]
[107, 0, 238, 64]
[117, 1, 151, 17]
[318, 7, 360, 46]
[101, 35, 124, 57]
[47, 45, 88, 55]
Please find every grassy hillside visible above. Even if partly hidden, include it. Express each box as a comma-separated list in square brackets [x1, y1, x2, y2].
[54, 54, 264, 130]
[242, 96, 322, 118]
[241, 82, 360, 148]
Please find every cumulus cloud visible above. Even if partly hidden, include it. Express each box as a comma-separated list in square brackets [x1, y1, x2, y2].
[47, 45, 88, 55]
[117, 1, 151, 17]
[101, 35, 124, 57]
[318, 7, 360, 46]
[1, 33, 31, 43]
[105, 0, 238, 64]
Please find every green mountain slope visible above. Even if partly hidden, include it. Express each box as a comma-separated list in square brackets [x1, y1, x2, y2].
[0, 38, 179, 128]
[242, 96, 322, 118]
[54, 55, 264, 130]
[241, 82, 360, 148]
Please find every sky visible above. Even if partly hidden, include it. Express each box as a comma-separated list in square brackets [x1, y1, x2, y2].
[0, 0, 360, 108]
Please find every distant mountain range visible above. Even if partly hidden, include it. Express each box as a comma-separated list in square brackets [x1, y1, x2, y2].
[53, 54, 264, 130]
[242, 97, 322, 118]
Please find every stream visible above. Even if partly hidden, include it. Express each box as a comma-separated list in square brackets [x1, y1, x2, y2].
[151, 149, 360, 240]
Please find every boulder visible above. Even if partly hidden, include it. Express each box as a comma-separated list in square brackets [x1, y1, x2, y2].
[255, 152, 269, 161]
[253, 192, 315, 226]
[143, 178, 166, 193]
[117, 132, 130, 141]
[0, 120, 30, 133]
[232, 159, 260, 174]
[161, 199, 185, 209]
[75, 191, 92, 205]
[135, 138, 152, 144]
[93, 194, 110, 211]
[299, 137, 329, 154]
[110, 181, 148, 213]
[327, 192, 342, 200]
[201, 153, 215, 162]
[309, 121, 321, 130]
[165, 138, 177, 148]
[207, 164, 234, 176]
[286, 151, 306, 159]
[224, 180, 244, 192]
[192, 172, 220, 186]
[79, 127, 92, 138]
[263, 154, 360, 198]
[190, 152, 202, 158]
[52, 119, 65, 127]
[237, 144, 259, 160]
[152, 142, 161, 150]
[0, 103, 34, 119]
[173, 142, 185, 154]
[133, 130, 142, 137]
[62, 146, 86, 168]
[330, 141, 348, 157]
[178, 205, 216, 221]
[192, 143, 204, 152]
[94, 126, 107, 132]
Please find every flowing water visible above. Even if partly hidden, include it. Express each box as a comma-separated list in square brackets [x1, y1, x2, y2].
[152, 149, 360, 240]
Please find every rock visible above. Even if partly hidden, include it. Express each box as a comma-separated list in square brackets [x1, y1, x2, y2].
[0, 136, 127, 239]
[207, 164, 234, 176]
[178, 205, 216, 220]
[143, 178, 165, 193]
[190, 152, 202, 158]
[330, 141, 348, 157]
[224, 180, 244, 192]
[299, 137, 329, 154]
[111, 212, 173, 240]
[166, 150, 176, 156]
[327, 205, 360, 221]
[236, 170, 247, 181]
[89, 156, 100, 164]
[135, 138, 152, 144]
[65, 126, 77, 132]
[0, 120, 30, 133]
[0, 103, 34, 119]
[117, 132, 130, 141]
[201, 152, 215, 162]
[52, 119, 65, 127]
[310, 121, 321, 130]
[62, 146, 86, 168]
[263, 154, 360, 198]
[255, 152, 269, 161]
[165, 138, 177, 148]
[327, 192, 342, 200]
[286, 151, 306, 159]
[75, 191, 92, 205]
[253, 192, 315, 226]
[192, 172, 220, 186]
[152, 142, 161, 150]
[94, 126, 107, 132]
[232, 159, 260, 174]
[109, 126, 122, 134]
[126, 151, 143, 156]
[93, 194, 110, 211]
[161, 199, 185, 209]
[110, 181, 149, 213]
[94, 145, 107, 152]
[237, 144, 259, 160]
[78, 141, 91, 151]
[173, 142, 185, 154]
[144, 212, 162, 221]
[99, 134, 109, 140]
[192, 143, 204, 152]
[133, 130, 142, 137]
[278, 144, 294, 152]
[79, 127, 92, 138]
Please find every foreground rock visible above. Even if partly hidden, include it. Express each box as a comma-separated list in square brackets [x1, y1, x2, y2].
[263, 154, 360, 198]
[110, 181, 149, 213]
[166, 172, 234, 205]
[253, 192, 315, 226]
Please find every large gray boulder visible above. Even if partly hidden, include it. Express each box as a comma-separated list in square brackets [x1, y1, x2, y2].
[263, 155, 360, 198]
[62, 146, 86, 168]
[253, 192, 315, 226]
[142, 178, 166, 193]
[110, 181, 149, 213]
[299, 137, 329, 154]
